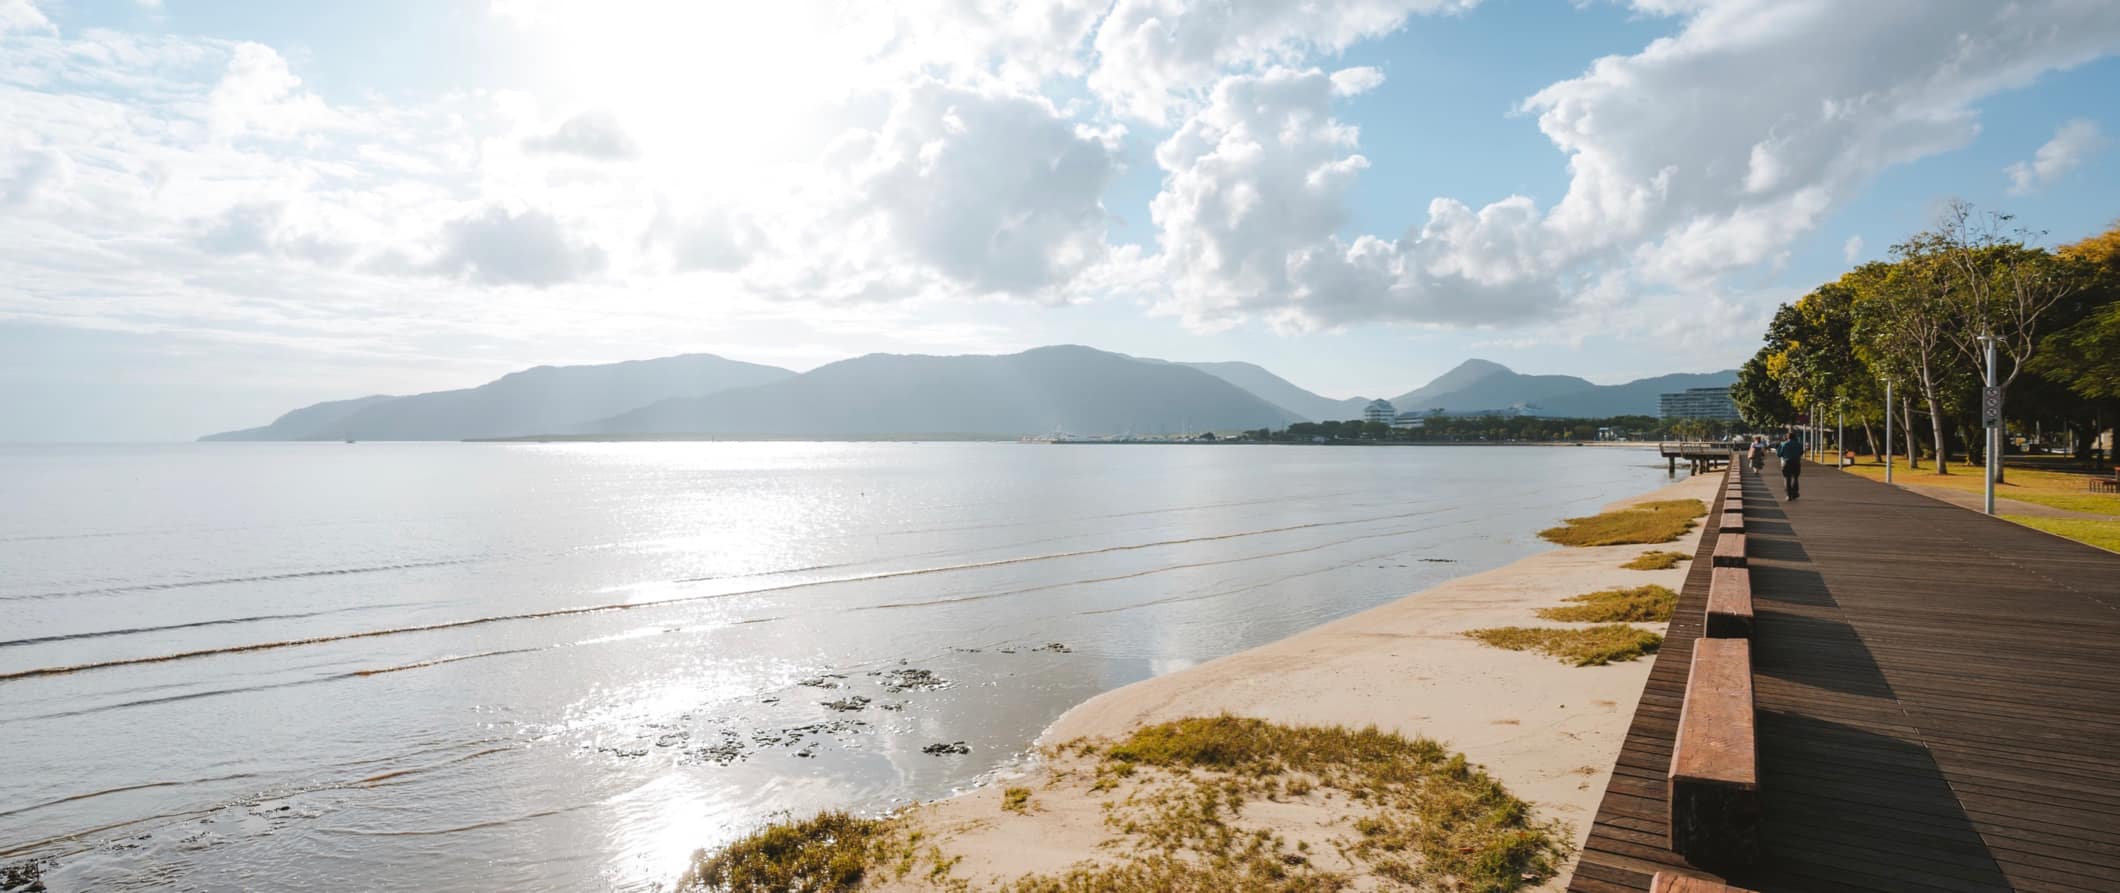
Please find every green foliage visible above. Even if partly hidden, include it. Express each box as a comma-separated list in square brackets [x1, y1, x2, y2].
[1535, 585, 1678, 623]
[2004, 515, 2120, 553]
[1002, 786, 1032, 814]
[679, 811, 894, 893]
[1466, 625, 1664, 666]
[1621, 550, 1690, 570]
[1538, 499, 1705, 546]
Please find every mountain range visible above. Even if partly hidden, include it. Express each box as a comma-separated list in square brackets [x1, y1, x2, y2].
[199, 347, 1734, 441]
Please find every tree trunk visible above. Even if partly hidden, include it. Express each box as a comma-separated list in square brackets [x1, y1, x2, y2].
[1903, 398, 1920, 469]
[1922, 384, 1949, 475]
[1862, 419, 1878, 460]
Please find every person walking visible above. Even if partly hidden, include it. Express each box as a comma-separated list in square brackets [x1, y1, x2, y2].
[1748, 435, 1767, 472]
[1776, 428, 1804, 500]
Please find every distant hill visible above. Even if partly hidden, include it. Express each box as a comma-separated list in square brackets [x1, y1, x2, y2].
[1152, 360, 1369, 421]
[582, 345, 1303, 436]
[1535, 372, 1740, 418]
[202, 354, 795, 441]
[1390, 359, 1596, 414]
[1386, 359, 1735, 418]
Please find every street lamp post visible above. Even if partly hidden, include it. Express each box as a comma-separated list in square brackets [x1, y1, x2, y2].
[1980, 333, 1997, 515]
[1883, 379, 1894, 483]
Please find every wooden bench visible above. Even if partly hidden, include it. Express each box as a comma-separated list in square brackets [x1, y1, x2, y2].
[2090, 467, 2119, 493]
[1669, 637, 1760, 868]
[1712, 532, 1745, 568]
[1717, 511, 1744, 534]
[1706, 567, 1753, 639]
[1651, 871, 1758, 893]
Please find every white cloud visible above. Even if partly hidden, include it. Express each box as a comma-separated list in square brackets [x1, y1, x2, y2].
[0, 0, 53, 36]
[1842, 234, 1863, 264]
[425, 206, 607, 287]
[523, 111, 638, 160]
[207, 42, 337, 140]
[1089, 0, 1478, 124]
[1150, 0, 2120, 331]
[2005, 118, 2106, 195]
[1149, 66, 1561, 330]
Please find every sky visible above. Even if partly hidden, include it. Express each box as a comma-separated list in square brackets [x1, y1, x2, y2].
[2, 0, 2118, 441]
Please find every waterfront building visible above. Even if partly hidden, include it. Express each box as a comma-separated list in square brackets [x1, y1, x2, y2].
[1658, 386, 1740, 422]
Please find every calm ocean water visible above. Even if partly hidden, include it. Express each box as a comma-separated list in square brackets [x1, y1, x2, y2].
[0, 442, 1676, 891]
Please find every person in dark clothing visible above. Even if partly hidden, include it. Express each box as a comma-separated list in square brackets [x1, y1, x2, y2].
[1776, 428, 1804, 499]
[1748, 436, 1767, 472]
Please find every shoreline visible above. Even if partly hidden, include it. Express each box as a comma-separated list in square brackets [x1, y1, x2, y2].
[866, 469, 1720, 890]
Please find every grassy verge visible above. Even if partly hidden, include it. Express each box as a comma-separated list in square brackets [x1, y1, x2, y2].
[1841, 459, 2120, 516]
[2001, 515, 2120, 553]
[680, 717, 1569, 892]
[1534, 585, 1676, 623]
[1466, 625, 1663, 666]
[1621, 550, 1689, 570]
[1539, 499, 1706, 547]
[680, 811, 901, 893]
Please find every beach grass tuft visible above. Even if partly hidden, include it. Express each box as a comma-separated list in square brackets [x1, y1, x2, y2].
[1466, 625, 1663, 666]
[682, 716, 1568, 892]
[678, 810, 896, 893]
[1001, 786, 1032, 814]
[1621, 550, 1690, 570]
[1535, 585, 1677, 623]
[1539, 499, 1705, 547]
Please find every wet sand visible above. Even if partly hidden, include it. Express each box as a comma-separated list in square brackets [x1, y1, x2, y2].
[878, 471, 1719, 890]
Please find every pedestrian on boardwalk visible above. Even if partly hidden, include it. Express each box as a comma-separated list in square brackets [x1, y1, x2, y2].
[1776, 428, 1804, 500]
[1748, 435, 1767, 472]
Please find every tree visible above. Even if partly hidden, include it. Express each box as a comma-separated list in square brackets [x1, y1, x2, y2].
[1855, 248, 1966, 473]
[1926, 201, 2090, 480]
[1731, 351, 1795, 430]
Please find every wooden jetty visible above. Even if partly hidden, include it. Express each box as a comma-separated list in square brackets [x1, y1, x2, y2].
[1568, 456, 2120, 892]
[1660, 442, 1740, 473]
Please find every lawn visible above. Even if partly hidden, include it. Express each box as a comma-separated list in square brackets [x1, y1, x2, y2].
[2002, 516, 2120, 554]
[1839, 458, 2120, 516]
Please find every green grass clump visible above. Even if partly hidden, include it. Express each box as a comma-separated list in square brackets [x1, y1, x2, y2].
[678, 811, 896, 892]
[1070, 716, 1566, 891]
[1535, 585, 1677, 623]
[1539, 499, 1705, 547]
[682, 717, 1568, 892]
[1621, 550, 1690, 570]
[1466, 625, 1663, 666]
[2002, 515, 2120, 554]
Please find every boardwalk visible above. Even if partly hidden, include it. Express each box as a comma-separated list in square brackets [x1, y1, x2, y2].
[1568, 459, 2120, 892]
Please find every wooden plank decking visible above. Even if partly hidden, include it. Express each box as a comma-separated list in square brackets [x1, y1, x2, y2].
[1568, 459, 2120, 892]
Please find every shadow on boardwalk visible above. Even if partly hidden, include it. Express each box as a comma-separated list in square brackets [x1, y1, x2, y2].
[1568, 460, 2118, 892]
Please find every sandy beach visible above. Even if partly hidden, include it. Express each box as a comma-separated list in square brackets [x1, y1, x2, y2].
[875, 469, 1720, 890]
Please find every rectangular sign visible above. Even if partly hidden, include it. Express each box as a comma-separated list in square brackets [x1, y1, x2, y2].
[1982, 386, 2002, 428]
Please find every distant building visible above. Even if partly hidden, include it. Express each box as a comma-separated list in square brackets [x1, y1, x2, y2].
[1659, 386, 1740, 422]
[1391, 411, 1426, 430]
[1362, 399, 1397, 425]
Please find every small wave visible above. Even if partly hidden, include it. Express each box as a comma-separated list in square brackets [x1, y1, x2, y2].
[0, 506, 1456, 683]
[6, 559, 480, 602]
[0, 771, 261, 820]
[315, 802, 588, 837]
[353, 648, 542, 677]
[0, 602, 419, 649]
